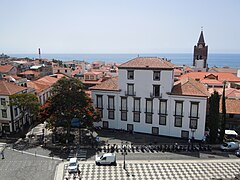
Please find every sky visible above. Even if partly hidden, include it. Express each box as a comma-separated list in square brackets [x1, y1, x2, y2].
[0, 0, 240, 54]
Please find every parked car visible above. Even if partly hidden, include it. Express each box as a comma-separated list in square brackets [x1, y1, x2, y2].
[68, 158, 79, 173]
[235, 149, 240, 157]
[95, 153, 116, 166]
[220, 142, 239, 151]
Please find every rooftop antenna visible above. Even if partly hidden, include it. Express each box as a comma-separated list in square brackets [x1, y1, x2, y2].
[38, 48, 41, 59]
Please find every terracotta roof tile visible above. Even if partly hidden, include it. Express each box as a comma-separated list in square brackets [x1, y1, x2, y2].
[0, 80, 28, 95]
[220, 98, 240, 114]
[0, 65, 14, 73]
[180, 72, 240, 83]
[27, 76, 59, 93]
[90, 77, 119, 91]
[19, 70, 40, 76]
[119, 57, 174, 69]
[171, 77, 209, 97]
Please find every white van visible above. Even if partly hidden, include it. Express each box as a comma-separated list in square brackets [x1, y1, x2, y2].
[68, 158, 79, 173]
[95, 153, 116, 165]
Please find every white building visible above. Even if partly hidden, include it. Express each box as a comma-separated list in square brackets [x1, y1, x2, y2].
[0, 80, 33, 134]
[90, 57, 209, 140]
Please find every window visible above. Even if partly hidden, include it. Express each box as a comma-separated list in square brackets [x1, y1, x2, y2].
[190, 102, 199, 118]
[189, 102, 199, 129]
[65, 69, 67, 73]
[96, 95, 103, 118]
[1, 98, 6, 105]
[133, 98, 141, 122]
[127, 70, 134, 80]
[152, 127, 159, 135]
[145, 99, 153, 124]
[159, 100, 167, 125]
[174, 101, 183, 127]
[190, 119, 198, 129]
[103, 121, 109, 129]
[181, 130, 189, 139]
[127, 124, 134, 132]
[2, 109, 7, 118]
[153, 85, 160, 97]
[127, 84, 135, 96]
[108, 96, 115, 119]
[14, 107, 18, 117]
[153, 71, 160, 81]
[120, 97, 127, 121]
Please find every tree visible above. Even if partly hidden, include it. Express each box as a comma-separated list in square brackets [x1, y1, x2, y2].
[42, 77, 101, 142]
[220, 82, 226, 142]
[9, 93, 40, 130]
[208, 91, 220, 144]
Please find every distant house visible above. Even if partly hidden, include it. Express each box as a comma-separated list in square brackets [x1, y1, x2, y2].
[53, 67, 72, 77]
[18, 70, 41, 80]
[82, 71, 104, 89]
[0, 80, 33, 134]
[27, 75, 64, 105]
[180, 72, 240, 89]
[220, 98, 240, 133]
[0, 65, 17, 77]
[90, 57, 209, 140]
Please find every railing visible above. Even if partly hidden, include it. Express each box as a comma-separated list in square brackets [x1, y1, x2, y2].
[150, 92, 162, 98]
[124, 91, 136, 96]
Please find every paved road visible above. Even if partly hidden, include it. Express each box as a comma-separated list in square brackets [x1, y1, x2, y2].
[0, 148, 60, 180]
[58, 159, 240, 180]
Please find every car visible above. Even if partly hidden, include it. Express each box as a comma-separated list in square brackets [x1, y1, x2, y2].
[220, 142, 239, 151]
[95, 153, 116, 166]
[68, 158, 79, 173]
[235, 149, 240, 157]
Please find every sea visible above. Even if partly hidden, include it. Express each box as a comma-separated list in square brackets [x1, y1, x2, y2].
[9, 53, 240, 68]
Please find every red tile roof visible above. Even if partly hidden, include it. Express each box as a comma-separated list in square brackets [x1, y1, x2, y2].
[0, 65, 14, 73]
[180, 72, 240, 83]
[119, 57, 174, 69]
[90, 77, 119, 91]
[19, 70, 40, 76]
[27, 76, 59, 93]
[220, 99, 240, 114]
[171, 77, 210, 97]
[0, 80, 28, 95]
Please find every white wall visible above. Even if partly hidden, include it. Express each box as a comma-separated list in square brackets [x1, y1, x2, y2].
[91, 68, 207, 140]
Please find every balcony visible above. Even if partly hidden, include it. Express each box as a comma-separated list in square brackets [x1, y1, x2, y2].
[124, 91, 136, 96]
[150, 92, 162, 98]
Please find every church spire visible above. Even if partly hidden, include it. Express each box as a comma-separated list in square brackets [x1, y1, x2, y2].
[197, 30, 205, 46]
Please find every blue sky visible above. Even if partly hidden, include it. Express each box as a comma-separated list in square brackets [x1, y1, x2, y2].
[1, 0, 240, 54]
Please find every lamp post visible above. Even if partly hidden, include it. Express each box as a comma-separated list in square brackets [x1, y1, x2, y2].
[121, 141, 128, 170]
[191, 129, 196, 150]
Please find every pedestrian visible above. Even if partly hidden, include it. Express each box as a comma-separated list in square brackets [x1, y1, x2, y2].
[1, 151, 4, 159]
[77, 167, 81, 177]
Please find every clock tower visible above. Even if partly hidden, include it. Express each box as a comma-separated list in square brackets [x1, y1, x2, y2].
[193, 30, 208, 72]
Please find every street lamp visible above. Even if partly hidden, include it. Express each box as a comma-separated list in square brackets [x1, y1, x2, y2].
[121, 141, 128, 170]
[191, 129, 196, 150]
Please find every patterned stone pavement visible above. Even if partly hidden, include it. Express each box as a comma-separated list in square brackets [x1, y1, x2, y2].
[0, 148, 60, 180]
[60, 160, 240, 180]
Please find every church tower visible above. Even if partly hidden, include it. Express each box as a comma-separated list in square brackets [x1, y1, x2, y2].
[193, 30, 208, 72]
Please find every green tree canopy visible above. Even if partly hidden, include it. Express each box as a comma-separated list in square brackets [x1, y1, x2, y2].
[220, 82, 226, 142]
[9, 93, 40, 127]
[40, 77, 101, 140]
[208, 91, 220, 144]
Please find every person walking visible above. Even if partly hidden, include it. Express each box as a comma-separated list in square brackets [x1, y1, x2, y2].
[1, 150, 4, 159]
[77, 167, 81, 177]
